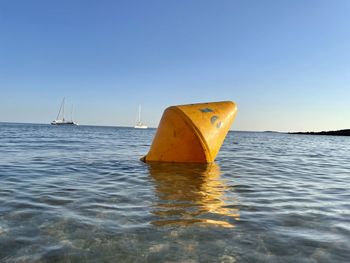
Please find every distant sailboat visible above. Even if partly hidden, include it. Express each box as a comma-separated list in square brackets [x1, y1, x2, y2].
[134, 104, 147, 129]
[51, 98, 78, 125]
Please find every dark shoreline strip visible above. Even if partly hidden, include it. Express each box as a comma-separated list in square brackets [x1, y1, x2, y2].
[289, 129, 350, 136]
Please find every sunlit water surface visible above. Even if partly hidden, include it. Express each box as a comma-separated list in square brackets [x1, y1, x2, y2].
[0, 123, 349, 262]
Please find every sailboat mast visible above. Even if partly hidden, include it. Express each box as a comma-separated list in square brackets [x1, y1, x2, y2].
[62, 98, 65, 121]
[56, 98, 64, 120]
[138, 104, 141, 123]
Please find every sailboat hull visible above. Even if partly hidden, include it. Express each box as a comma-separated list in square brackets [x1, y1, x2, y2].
[51, 121, 78, 125]
[134, 125, 148, 129]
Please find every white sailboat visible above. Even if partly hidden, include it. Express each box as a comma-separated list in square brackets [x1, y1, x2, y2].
[134, 104, 147, 129]
[51, 98, 78, 125]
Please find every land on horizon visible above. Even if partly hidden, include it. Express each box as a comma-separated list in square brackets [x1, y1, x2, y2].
[289, 129, 350, 137]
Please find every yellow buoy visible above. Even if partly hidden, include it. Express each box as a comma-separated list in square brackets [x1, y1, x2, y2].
[142, 101, 237, 163]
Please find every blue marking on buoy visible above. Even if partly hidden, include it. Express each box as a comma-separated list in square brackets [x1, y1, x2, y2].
[200, 108, 213, 113]
[216, 121, 222, 129]
[211, 115, 218, 124]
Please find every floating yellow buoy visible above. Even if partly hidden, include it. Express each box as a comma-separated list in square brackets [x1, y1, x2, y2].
[142, 101, 237, 163]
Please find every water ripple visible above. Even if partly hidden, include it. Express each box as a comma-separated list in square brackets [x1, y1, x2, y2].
[0, 124, 349, 262]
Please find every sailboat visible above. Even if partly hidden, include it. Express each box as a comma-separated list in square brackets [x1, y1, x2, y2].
[51, 98, 78, 125]
[134, 104, 148, 129]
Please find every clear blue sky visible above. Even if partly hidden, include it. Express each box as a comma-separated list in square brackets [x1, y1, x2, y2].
[1, 0, 349, 131]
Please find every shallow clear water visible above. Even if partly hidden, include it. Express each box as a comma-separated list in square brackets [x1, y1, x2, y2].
[0, 123, 349, 262]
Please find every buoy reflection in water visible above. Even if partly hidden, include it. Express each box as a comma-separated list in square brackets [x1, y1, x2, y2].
[147, 163, 239, 228]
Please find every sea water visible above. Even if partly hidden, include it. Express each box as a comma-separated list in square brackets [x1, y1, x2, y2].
[0, 123, 349, 262]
